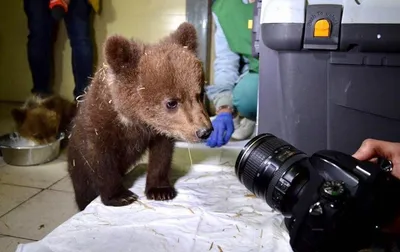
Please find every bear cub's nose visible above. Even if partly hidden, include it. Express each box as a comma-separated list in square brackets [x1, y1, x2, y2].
[196, 127, 213, 140]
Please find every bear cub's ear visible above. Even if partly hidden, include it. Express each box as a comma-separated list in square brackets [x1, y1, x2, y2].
[103, 35, 142, 75]
[166, 22, 198, 53]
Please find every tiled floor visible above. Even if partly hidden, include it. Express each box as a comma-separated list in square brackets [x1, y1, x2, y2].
[0, 102, 81, 251]
[0, 102, 242, 252]
[0, 103, 80, 251]
[0, 157, 79, 251]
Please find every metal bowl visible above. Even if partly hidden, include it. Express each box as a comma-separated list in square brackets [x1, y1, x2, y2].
[0, 132, 65, 166]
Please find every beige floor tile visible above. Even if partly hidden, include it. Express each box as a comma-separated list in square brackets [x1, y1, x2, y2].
[0, 190, 79, 240]
[0, 236, 33, 252]
[171, 148, 192, 166]
[0, 157, 5, 167]
[0, 184, 41, 217]
[0, 160, 68, 189]
[57, 148, 67, 161]
[173, 147, 223, 166]
[188, 148, 223, 165]
[49, 176, 73, 193]
[220, 149, 241, 167]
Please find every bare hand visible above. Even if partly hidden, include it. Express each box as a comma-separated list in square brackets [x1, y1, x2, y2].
[353, 138, 400, 235]
[352, 139, 400, 180]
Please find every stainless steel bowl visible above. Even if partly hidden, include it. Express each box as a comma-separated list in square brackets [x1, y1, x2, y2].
[0, 132, 65, 166]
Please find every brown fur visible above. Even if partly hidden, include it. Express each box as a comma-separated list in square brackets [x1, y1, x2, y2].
[11, 95, 76, 145]
[67, 22, 213, 211]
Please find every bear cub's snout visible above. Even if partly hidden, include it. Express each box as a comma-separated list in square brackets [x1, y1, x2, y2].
[196, 127, 213, 140]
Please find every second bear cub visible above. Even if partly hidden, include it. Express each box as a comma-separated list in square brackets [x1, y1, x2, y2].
[67, 22, 213, 210]
[11, 95, 76, 145]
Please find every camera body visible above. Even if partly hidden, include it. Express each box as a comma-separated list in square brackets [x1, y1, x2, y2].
[235, 134, 400, 252]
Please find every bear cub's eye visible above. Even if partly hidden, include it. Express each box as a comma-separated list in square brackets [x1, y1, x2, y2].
[165, 99, 178, 110]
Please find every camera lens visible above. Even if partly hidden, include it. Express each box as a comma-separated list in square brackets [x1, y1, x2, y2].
[235, 133, 311, 216]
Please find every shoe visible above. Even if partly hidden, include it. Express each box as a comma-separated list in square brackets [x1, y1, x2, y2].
[233, 115, 240, 129]
[231, 118, 256, 140]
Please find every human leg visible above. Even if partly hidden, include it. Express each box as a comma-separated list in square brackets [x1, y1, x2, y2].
[64, 0, 94, 99]
[23, 0, 57, 96]
[232, 72, 259, 121]
[231, 72, 259, 140]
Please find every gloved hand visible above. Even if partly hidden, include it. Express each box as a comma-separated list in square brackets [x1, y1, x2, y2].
[206, 112, 234, 148]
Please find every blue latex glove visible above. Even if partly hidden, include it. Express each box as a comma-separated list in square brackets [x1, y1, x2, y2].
[206, 112, 234, 148]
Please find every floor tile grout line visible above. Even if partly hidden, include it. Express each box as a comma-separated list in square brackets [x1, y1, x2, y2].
[0, 175, 69, 219]
[0, 189, 44, 219]
[1, 176, 72, 191]
[0, 233, 37, 242]
[46, 174, 69, 190]
[0, 158, 67, 167]
[46, 188, 73, 193]
[0, 182, 45, 190]
[1, 182, 73, 193]
[0, 181, 75, 241]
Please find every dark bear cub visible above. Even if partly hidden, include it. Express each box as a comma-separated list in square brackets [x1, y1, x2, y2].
[67, 22, 213, 211]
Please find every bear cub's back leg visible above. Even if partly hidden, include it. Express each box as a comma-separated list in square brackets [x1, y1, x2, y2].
[68, 157, 97, 211]
[68, 143, 138, 210]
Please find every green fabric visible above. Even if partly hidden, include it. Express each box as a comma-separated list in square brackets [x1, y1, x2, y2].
[212, 0, 259, 73]
[233, 72, 259, 120]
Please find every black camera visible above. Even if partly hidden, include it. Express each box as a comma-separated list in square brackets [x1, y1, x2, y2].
[235, 133, 400, 252]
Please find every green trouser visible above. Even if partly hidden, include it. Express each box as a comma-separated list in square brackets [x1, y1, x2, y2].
[232, 72, 259, 121]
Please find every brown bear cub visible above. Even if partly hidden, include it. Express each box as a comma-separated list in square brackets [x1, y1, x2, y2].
[67, 22, 213, 211]
[11, 95, 76, 145]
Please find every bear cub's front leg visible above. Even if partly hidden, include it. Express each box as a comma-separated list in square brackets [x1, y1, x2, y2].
[145, 135, 177, 200]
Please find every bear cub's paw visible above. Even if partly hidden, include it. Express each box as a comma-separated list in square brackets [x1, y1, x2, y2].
[145, 186, 177, 201]
[103, 189, 138, 207]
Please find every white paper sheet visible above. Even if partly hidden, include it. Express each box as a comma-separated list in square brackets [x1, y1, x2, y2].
[16, 149, 293, 252]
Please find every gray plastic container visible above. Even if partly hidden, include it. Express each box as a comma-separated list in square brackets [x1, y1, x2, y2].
[257, 2, 400, 155]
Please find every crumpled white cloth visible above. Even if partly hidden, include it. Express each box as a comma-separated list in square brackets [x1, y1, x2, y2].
[16, 158, 293, 252]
